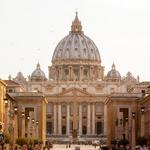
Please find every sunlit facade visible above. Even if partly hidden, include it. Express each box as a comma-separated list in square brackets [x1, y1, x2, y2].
[1, 13, 150, 146]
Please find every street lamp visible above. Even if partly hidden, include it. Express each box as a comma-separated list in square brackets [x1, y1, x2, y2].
[141, 107, 145, 114]
[14, 106, 18, 144]
[131, 112, 136, 150]
[21, 112, 25, 117]
[35, 120, 39, 138]
[27, 115, 30, 137]
[36, 120, 39, 125]
[125, 117, 128, 140]
[4, 98, 8, 131]
[31, 119, 35, 138]
[21, 112, 25, 137]
[27, 115, 30, 121]
[140, 107, 145, 136]
[14, 106, 18, 114]
[132, 112, 136, 118]
[32, 119, 35, 124]
[4, 98, 8, 106]
[125, 117, 128, 122]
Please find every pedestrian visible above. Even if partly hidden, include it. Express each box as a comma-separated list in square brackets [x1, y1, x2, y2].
[22, 145, 28, 150]
[69, 143, 71, 148]
[34, 144, 40, 150]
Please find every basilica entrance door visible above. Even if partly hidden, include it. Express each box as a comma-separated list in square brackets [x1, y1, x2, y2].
[82, 126, 87, 135]
[62, 126, 66, 135]
[96, 122, 102, 134]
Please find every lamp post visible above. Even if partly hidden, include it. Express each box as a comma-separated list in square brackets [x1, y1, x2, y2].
[14, 106, 18, 144]
[27, 115, 30, 138]
[35, 120, 39, 138]
[21, 112, 25, 138]
[31, 119, 35, 138]
[125, 117, 128, 140]
[4, 98, 8, 130]
[140, 107, 145, 137]
[131, 112, 136, 150]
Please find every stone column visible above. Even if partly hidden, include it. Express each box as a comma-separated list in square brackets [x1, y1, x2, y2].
[87, 103, 91, 134]
[131, 112, 136, 150]
[92, 103, 95, 135]
[79, 103, 82, 135]
[53, 104, 57, 134]
[34, 107, 38, 138]
[141, 107, 145, 137]
[58, 103, 62, 135]
[104, 104, 108, 135]
[73, 102, 77, 130]
[66, 103, 70, 135]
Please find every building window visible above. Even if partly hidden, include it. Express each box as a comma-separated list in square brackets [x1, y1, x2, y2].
[82, 126, 87, 135]
[62, 105, 66, 115]
[82, 105, 87, 113]
[83, 116, 87, 119]
[96, 104, 103, 114]
[8, 89, 13, 93]
[62, 88, 66, 92]
[46, 122, 52, 135]
[141, 90, 146, 96]
[47, 104, 52, 114]
[96, 122, 103, 134]
[83, 88, 86, 92]
[110, 88, 115, 93]
[119, 108, 129, 127]
[62, 126, 66, 135]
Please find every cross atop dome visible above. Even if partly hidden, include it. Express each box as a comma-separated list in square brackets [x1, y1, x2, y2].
[71, 11, 83, 33]
[112, 62, 116, 70]
[36, 62, 40, 70]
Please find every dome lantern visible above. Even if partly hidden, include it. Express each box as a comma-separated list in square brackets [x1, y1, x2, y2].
[71, 12, 83, 33]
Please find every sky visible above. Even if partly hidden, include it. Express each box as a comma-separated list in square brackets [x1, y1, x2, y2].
[0, 0, 150, 81]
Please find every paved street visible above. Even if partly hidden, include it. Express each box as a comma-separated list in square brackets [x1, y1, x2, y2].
[51, 144, 100, 150]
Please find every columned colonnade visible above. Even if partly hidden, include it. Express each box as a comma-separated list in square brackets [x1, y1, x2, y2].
[21, 107, 39, 139]
[51, 102, 108, 136]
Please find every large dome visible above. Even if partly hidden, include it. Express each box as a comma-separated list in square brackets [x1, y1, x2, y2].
[52, 12, 101, 63]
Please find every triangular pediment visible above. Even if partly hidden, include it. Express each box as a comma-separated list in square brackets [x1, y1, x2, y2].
[58, 87, 92, 97]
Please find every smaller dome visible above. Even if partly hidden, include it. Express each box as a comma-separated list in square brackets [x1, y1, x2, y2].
[122, 72, 137, 84]
[14, 72, 26, 83]
[31, 63, 47, 81]
[106, 63, 121, 81]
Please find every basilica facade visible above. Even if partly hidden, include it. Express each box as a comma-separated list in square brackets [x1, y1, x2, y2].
[2, 13, 150, 145]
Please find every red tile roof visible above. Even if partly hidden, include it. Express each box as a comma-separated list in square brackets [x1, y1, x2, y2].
[3, 80, 20, 86]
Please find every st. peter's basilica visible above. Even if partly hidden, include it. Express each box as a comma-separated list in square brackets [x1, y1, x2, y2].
[0, 13, 150, 147]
